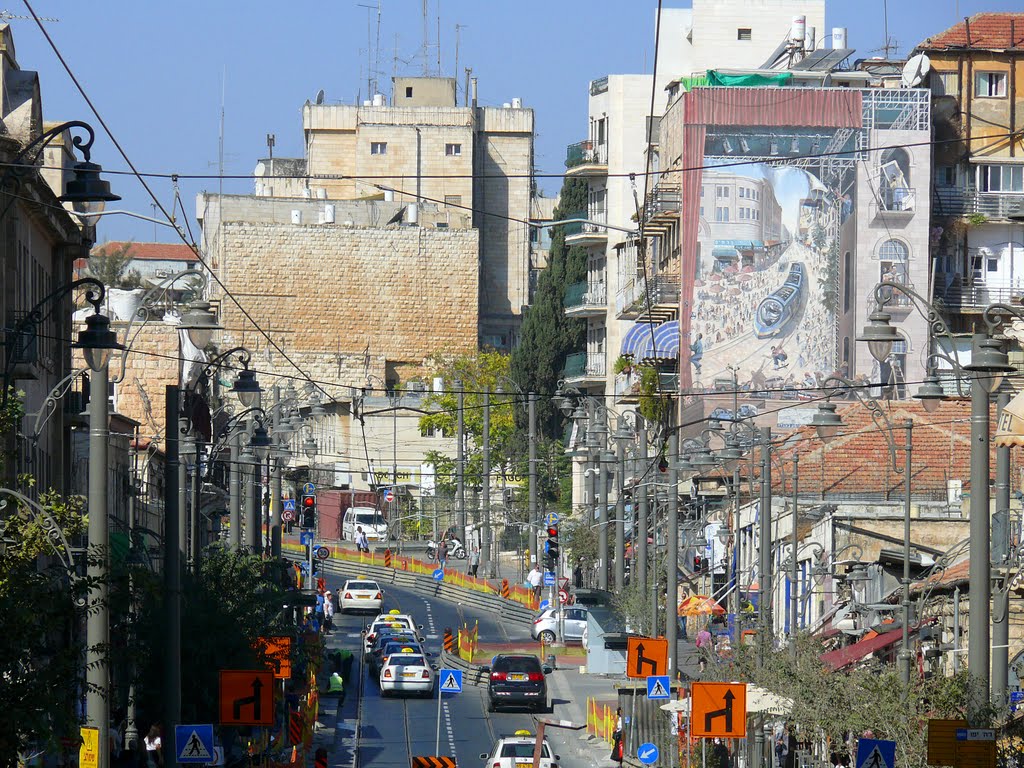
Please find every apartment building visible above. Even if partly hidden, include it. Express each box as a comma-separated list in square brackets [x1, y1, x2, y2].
[916, 14, 1024, 356]
[561, 2, 827, 411]
[252, 77, 535, 351]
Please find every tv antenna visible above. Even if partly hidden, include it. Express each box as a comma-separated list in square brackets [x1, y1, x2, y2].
[0, 9, 58, 22]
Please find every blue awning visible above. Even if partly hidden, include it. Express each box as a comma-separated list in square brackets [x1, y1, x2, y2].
[621, 322, 653, 357]
[640, 320, 680, 360]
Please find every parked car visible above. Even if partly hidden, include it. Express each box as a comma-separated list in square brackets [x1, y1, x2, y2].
[530, 607, 589, 644]
[380, 651, 435, 697]
[485, 654, 551, 713]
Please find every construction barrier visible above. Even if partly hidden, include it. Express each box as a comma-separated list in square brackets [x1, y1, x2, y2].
[443, 627, 456, 653]
[384, 548, 392, 567]
[586, 697, 618, 745]
[501, 578, 510, 598]
[457, 621, 479, 662]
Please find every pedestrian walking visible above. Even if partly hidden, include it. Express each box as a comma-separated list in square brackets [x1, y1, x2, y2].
[468, 544, 481, 577]
[438, 539, 449, 570]
[610, 708, 624, 765]
[323, 589, 335, 633]
[695, 626, 713, 671]
[527, 563, 542, 599]
[355, 526, 369, 553]
[143, 724, 162, 767]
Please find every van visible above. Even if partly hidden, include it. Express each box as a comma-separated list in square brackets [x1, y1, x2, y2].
[342, 506, 389, 543]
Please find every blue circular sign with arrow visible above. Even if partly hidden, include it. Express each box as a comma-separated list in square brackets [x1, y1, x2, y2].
[638, 743, 659, 765]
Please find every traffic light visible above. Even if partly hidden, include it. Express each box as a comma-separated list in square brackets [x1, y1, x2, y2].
[545, 523, 560, 570]
[300, 492, 316, 529]
[693, 554, 707, 572]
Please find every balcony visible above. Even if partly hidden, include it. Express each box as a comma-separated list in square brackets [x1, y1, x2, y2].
[871, 187, 916, 220]
[643, 183, 681, 231]
[616, 274, 681, 321]
[932, 187, 1024, 221]
[565, 140, 608, 177]
[563, 280, 608, 317]
[565, 209, 609, 248]
[934, 275, 1024, 313]
[562, 351, 606, 386]
[614, 368, 679, 405]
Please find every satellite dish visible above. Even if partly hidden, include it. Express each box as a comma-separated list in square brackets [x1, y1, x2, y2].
[315, 89, 325, 105]
[901, 53, 931, 88]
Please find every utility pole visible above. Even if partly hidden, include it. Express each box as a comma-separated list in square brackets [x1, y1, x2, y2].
[456, 380, 466, 545]
[179, 420, 190, 569]
[789, 453, 799, 661]
[993, 391, 1011, 705]
[249, 447, 261, 552]
[614, 430, 626, 592]
[637, 417, 649, 598]
[759, 427, 773, 643]
[271, 386, 283, 559]
[191, 438, 202, 570]
[163, 386, 181, 768]
[229, 426, 241, 551]
[968, 333, 992, 717]
[597, 434, 610, 592]
[666, 431, 679, 675]
[900, 419, 914, 686]
[482, 388, 492, 577]
[528, 392, 538, 567]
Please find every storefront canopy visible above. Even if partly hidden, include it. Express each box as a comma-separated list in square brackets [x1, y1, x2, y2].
[621, 320, 680, 360]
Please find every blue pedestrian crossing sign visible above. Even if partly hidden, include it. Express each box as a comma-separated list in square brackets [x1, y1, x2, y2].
[176, 724, 214, 764]
[283, 498, 296, 511]
[439, 669, 463, 693]
[543, 571, 556, 586]
[638, 743, 659, 765]
[646, 675, 670, 700]
[856, 739, 896, 768]
[432, 568, 445, 581]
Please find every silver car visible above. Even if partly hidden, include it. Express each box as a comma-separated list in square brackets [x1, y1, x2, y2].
[530, 607, 589, 643]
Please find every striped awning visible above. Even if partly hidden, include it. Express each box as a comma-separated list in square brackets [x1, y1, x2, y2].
[641, 320, 680, 359]
[621, 322, 654, 357]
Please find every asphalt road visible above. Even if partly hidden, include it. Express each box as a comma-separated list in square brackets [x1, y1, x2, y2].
[323, 568, 600, 768]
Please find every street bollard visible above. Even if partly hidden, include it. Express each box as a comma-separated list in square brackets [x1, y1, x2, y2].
[384, 548, 392, 568]
[443, 627, 455, 653]
[501, 578, 510, 599]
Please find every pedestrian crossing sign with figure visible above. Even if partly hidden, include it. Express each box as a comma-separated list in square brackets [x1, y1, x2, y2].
[438, 669, 463, 693]
[176, 724, 214, 764]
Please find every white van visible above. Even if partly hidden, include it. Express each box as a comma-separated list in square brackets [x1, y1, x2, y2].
[342, 506, 389, 543]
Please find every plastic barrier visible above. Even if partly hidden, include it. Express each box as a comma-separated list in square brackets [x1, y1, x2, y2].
[384, 548, 392, 567]
[586, 697, 618, 745]
[501, 578, 510, 599]
[443, 627, 456, 653]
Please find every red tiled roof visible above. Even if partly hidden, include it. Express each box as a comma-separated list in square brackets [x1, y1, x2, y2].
[911, 556, 970, 594]
[90, 241, 198, 262]
[754, 399, 1016, 500]
[918, 13, 1024, 51]
[820, 627, 903, 670]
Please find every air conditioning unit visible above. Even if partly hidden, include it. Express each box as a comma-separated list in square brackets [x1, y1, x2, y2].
[434, 222, 449, 229]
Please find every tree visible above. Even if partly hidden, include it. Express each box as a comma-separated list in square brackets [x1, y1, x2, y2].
[86, 241, 142, 289]
[509, 177, 589, 440]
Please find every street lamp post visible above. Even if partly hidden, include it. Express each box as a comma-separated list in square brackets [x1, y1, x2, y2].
[75, 294, 124, 768]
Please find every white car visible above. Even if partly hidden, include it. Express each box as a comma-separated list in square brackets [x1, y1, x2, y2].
[379, 651, 435, 697]
[339, 579, 383, 613]
[362, 612, 420, 653]
[480, 731, 560, 768]
[531, 607, 589, 643]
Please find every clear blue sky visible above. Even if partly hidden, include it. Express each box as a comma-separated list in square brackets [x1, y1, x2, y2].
[9, 0, 1020, 245]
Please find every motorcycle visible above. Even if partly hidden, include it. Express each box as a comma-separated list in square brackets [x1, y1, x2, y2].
[425, 537, 467, 560]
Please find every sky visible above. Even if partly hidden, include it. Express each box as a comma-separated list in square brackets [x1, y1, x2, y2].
[8, 0, 1022, 245]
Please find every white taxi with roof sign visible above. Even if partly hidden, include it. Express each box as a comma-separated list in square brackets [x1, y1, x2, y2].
[362, 611, 419, 653]
[480, 731, 560, 768]
[379, 649, 435, 696]
[340, 578, 383, 613]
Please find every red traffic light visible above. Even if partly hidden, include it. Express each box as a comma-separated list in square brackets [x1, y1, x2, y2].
[547, 526, 558, 538]
[302, 494, 315, 508]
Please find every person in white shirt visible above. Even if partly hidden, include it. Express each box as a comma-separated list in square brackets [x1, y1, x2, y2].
[143, 724, 162, 767]
[527, 564, 542, 599]
[323, 589, 335, 633]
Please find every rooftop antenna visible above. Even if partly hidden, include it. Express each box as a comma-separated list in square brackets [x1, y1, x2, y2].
[437, 8, 442, 77]
[0, 9, 58, 22]
[455, 24, 467, 104]
[422, 0, 430, 76]
[357, 3, 377, 96]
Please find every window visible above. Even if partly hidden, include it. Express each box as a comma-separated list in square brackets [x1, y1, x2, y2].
[977, 164, 1024, 193]
[975, 71, 1007, 98]
[715, 207, 730, 222]
[879, 239, 909, 263]
[700, 207, 705, 217]
[370, 142, 387, 155]
[739, 188, 746, 199]
[739, 208, 746, 219]
[935, 165, 959, 187]
[701, 186, 705, 197]
[843, 251, 853, 313]
[930, 71, 959, 96]
[738, 28, 752, 41]
[445, 143, 462, 156]
[405, 86, 413, 97]
[722, 187, 730, 198]
[444, 195, 462, 208]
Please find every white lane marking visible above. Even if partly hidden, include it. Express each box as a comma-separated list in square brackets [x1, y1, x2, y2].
[442, 701, 456, 754]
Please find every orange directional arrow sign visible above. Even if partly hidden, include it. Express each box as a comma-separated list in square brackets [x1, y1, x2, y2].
[219, 670, 274, 726]
[626, 636, 668, 679]
[691, 682, 746, 738]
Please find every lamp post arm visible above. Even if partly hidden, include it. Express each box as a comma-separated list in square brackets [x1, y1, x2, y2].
[924, 352, 969, 399]
[872, 280, 967, 372]
[25, 367, 89, 442]
[822, 374, 901, 474]
[195, 346, 252, 384]
[981, 302, 1024, 335]
[0, 487, 81, 580]
[111, 269, 211, 385]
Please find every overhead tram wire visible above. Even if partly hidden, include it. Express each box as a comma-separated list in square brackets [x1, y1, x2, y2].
[22, 0, 336, 404]
[1, 130, 1019, 185]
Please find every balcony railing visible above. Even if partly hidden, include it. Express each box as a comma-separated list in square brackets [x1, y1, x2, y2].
[563, 280, 607, 311]
[876, 186, 915, 213]
[563, 351, 606, 379]
[644, 183, 682, 221]
[934, 275, 1024, 311]
[933, 187, 1024, 220]
[617, 274, 682, 318]
[565, 140, 608, 169]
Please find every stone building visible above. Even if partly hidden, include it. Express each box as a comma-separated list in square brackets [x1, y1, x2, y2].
[249, 76, 535, 351]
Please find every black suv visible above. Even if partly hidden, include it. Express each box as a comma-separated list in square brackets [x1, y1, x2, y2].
[485, 654, 551, 713]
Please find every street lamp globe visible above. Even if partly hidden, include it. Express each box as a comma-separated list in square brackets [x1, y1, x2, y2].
[915, 372, 946, 414]
[179, 301, 221, 349]
[303, 437, 318, 462]
[74, 311, 124, 372]
[249, 423, 272, 462]
[716, 438, 745, 471]
[965, 335, 1014, 395]
[811, 402, 843, 444]
[60, 160, 121, 215]
[858, 309, 901, 364]
[231, 368, 262, 409]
